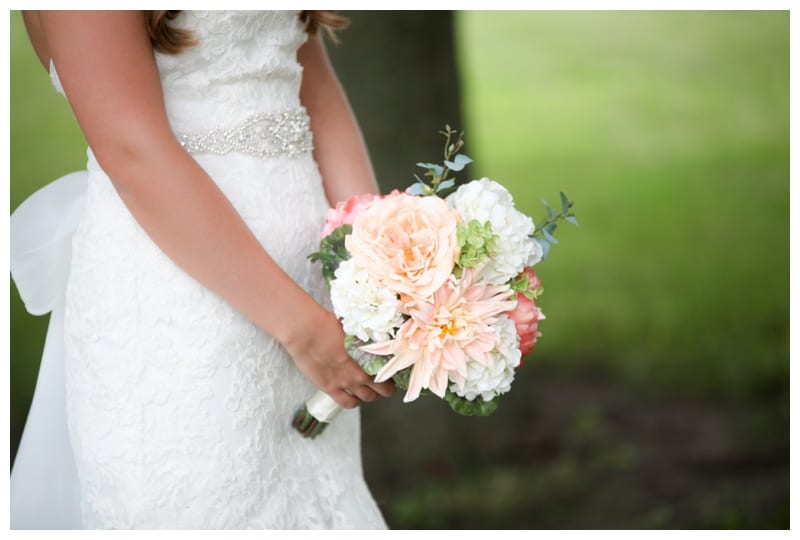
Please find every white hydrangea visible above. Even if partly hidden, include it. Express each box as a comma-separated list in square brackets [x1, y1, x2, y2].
[449, 315, 522, 401]
[447, 178, 542, 284]
[330, 258, 403, 343]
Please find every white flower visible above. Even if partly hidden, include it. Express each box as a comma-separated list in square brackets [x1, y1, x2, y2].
[447, 178, 542, 284]
[448, 315, 521, 401]
[329, 258, 403, 343]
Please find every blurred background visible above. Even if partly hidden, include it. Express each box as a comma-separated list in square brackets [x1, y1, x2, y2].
[10, 11, 788, 529]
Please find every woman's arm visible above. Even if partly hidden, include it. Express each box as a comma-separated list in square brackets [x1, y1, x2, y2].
[298, 34, 379, 204]
[35, 10, 392, 407]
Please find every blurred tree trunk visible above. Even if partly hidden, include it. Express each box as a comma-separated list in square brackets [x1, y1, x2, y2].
[326, 11, 465, 193]
[327, 11, 468, 516]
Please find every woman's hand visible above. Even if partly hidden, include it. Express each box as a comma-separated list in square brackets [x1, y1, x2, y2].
[283, 308, 396, 408]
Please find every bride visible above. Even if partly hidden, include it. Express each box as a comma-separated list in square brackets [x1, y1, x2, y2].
[10, 10, 394, 529]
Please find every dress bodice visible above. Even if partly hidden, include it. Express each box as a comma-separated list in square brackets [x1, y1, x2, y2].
[51, 11, 308, 134]
[155, 11, 308, 133]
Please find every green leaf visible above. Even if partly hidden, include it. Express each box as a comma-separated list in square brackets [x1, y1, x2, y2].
[509, 271, 531, 294]
[344, 335, 389, 376]
[565, 214, 579, 226]
[311, 224, 352, 284]
[444, 391, 499, 416]
[392, 367, 412, 390]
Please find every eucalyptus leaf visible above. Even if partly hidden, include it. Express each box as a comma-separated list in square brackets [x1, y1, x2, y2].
[455, 153, 473, 166]
[436, 179, 455, 192]
[444, 153, 473, 172]
[560, 192, 571, 213]
[536, 237, 551, 260]
[407, 183, 427, 196]
[416, 162, 444, 175]
[565, 214, 580, 226]
[543, 228, 559, 244]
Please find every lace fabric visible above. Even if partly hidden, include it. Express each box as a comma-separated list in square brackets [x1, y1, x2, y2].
[20, 10, 387, 529]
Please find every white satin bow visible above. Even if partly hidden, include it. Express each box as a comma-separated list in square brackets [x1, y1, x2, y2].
[10, 171, 88, 529]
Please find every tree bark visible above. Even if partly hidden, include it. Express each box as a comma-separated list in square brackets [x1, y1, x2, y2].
[326, 11, 465, 193]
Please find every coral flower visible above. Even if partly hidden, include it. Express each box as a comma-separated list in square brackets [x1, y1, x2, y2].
[320, 193, 384, 239]
[504, 268, 545, 358]
[362, 268, 517, 402]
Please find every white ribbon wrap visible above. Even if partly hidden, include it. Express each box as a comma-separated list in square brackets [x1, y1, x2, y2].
[305, 391, 342, 423]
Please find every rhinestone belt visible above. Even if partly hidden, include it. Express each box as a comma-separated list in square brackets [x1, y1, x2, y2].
[176, 109, 314, 158]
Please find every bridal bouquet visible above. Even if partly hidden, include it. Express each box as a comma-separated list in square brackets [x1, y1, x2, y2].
[292, 126, 577, 438]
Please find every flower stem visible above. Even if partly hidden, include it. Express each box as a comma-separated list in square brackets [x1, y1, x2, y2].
[291, 405, 331, 439]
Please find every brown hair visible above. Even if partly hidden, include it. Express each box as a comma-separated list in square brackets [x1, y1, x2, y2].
[145, 11, 349, 54]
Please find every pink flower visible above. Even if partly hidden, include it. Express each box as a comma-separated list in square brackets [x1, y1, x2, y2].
[345, 193, 459, 299]
[504, 268, 545, 358]
[362, 268, 517, 402]
[320, 193, 384, 239]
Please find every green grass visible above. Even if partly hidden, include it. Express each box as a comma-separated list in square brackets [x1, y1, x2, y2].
[456, 11, 789, 400]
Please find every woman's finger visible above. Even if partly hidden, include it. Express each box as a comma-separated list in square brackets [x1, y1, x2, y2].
[369, 379, 397, 398]
[348, 385, 379, 403]
[332, 389, 361, 409]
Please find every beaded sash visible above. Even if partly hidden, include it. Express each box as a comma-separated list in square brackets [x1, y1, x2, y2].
[176, 108, 313, 158]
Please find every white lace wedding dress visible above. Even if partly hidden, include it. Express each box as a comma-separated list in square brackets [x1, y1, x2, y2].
[11, 10, 387, 529]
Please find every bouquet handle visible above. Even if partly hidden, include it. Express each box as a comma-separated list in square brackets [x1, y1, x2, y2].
[291, 392, 342, 438]
[291, 337, 386, 439]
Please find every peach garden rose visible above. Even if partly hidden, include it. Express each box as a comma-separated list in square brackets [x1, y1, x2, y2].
[345, 192, 460, 300]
